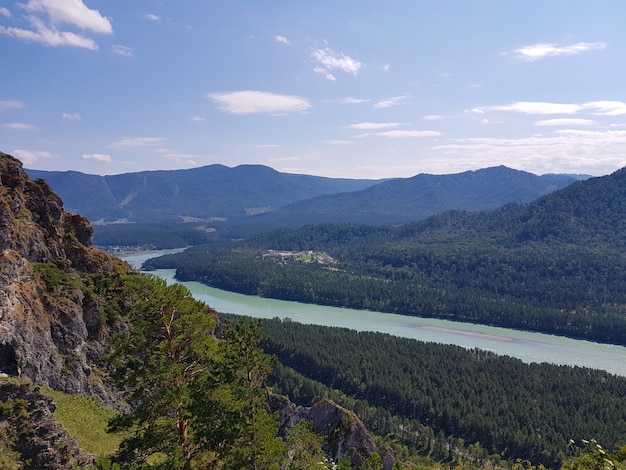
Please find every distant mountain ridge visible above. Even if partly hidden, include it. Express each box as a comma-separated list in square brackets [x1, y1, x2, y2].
[26, 164, 380, 224]
[27, 164, 583, 232]
[248, 165, 583, 228]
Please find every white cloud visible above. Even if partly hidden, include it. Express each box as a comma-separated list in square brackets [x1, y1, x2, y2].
[12, 149, 53, 164]
[190, 116, 205, 122]
[82, 153, 111, 162]
[475, 100, 626, 117]
[0, 18, 98, 49]
[430, 129, 626, 175]
[509, 41, 607, 61]
[111, 44, 133, 56]
[0, 100, 23, 109]
[374, 95, 409, 109]
[376, 130, 441, 138]
[382, 64, 390, 72]
[4, 122, 34, 130]
[311, 48, 362, 80]
[554, 129, 626, 138]
[337, 97, 370, 104]
[110, 137, 167, 148]
[20, 0, 112, 33]
[61, 112, 81, 120]
[0, 0, 111, 49]
[583, 100, 626, 116]
[0, 7, 11, 18]
[207, 90, 311, 115]
[423, 115, 444, 120]
[314, 66, 336, 81]
[349, 122, 401, 130]
[477, 101, 582, 115]
[144, 13, 161, 21]
[275, 35, 290, 45]
[534, 118, 595, 127]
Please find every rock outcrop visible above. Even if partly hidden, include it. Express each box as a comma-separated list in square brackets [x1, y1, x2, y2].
[269, 395, 397, 469]
[0, 151, 129, 401]
[0, 378, 94, 469]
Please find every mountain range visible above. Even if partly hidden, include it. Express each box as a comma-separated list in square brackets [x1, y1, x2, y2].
[26, 165, 584, 234]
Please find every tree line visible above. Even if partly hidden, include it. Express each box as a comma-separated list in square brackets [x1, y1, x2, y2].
[255, 316, 626, 469]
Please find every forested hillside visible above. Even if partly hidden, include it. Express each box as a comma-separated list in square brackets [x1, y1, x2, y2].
[246, 166, 581, 227]
[254, 316, 626, 469]
[145, 167, 626, 345]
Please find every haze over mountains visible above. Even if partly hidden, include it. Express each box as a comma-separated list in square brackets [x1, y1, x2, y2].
[27, 165, 585, 233]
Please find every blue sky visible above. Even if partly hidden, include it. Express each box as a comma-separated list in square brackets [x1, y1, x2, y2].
[1, 1, 625, 179]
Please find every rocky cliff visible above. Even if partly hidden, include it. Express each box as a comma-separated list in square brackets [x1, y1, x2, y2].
[270, 395, 396, 470]
[0, 151, 129, 400]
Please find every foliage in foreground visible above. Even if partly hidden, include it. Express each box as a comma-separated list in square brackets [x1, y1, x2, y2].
[107, 275, 285, 469]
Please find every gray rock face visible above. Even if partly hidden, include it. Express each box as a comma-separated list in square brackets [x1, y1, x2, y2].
[0, 152, 123, 403]
[0, 379, 95, 469]
[269, 395, 397, 469]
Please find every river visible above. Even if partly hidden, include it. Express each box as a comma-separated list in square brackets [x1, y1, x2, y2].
[122, 250, 626, 377]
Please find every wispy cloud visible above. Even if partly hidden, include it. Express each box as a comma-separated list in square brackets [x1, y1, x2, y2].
[337, 97, 370, 105]
[275, 35, 290, 45]
[584, 100, 626, 116]
[473, 100, 626, 116]
[349, 122, 401, 130]
[314, 66, 336, 81]
[144, 13, 161, 21]
[311, 48, 362, 81]
[110, 137, 167, 148]
[0, 100, 23, 109]
[190, 116, 205, 122]
[12, 149, 53, 164]
[376, 130, 441, 138]
[475, 101, 581, 115]
[82, 153, 111, 162]
[61, 112, 81, 120]
[111, 44, 133, 56]
[207, 90, 311, 115]
[0, 7, 11, 18]
[0, 0, 112, 49]
[4, 122, 34, 130]
[534, 118, 595, 127]
[374, 95, 409, 109]
[508, 41, 607, 61]
[430, 129, 626, 175]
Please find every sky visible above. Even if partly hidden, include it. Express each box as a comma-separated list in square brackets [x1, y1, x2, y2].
[1, 1, 626, 179]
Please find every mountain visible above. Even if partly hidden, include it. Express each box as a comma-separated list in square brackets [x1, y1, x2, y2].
[246, 165, 582, 228]
[27, 165, 582, 236]
[25, 164, 380, 224]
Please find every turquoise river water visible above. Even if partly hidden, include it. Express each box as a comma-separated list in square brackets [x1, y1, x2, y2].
[122, 250, 626, 377]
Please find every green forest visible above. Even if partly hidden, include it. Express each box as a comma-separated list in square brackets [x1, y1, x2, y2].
[248, 315, 626, 469]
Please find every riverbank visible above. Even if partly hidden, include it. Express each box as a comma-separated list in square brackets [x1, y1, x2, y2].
[121, 250, 626, 377]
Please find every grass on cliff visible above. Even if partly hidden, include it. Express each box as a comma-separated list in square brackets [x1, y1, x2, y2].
[42, 388, 124, 457]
